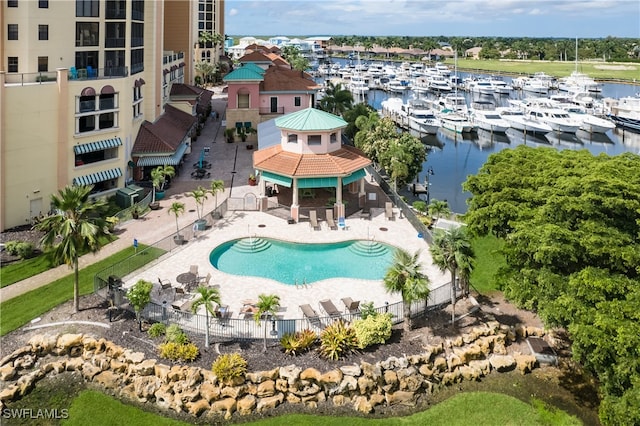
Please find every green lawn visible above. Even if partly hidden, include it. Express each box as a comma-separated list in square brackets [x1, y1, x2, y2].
[62, 390, 579, 426]
[470, 235, 506, 295]
[0, 245, 165, 336]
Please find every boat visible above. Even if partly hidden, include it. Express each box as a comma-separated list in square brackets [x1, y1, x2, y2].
[348, 73, 370, 98]
[466, 78, 494, 95]
[558, 39, 603, 93]
[496, 107, 553, 134]
[604, 95, 640, 133]
[438, 111, 476, 134]
[381, 97, 409, 127]
[437, 93, 469, 115]
[427, 74, 452, 93]
[525, 106, 581, 133]
[562, 106, 615, 134]
[470, 102, 510, 133]
[435, 62, 451, 76]
[406, 101, 441, 135]
[488, 76, 511, 95]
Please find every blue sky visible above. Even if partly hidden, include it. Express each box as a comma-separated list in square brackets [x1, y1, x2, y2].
[226, 0, 640, 38]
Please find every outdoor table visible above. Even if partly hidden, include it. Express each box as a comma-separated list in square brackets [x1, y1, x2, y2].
[176, 272, 196, 291]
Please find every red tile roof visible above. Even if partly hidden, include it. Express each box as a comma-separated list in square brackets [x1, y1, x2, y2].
[253, 145, 371, 177]
[131, 104, 197, 154]
[260, 66, 320, 92]
[170, 83, 213, 115]
[239, 51, 273, 63]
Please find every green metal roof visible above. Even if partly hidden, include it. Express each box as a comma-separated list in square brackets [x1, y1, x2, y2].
[223, 66, 264, 82]
[275, 108, 347, 131]
[242, 63, 265, 74]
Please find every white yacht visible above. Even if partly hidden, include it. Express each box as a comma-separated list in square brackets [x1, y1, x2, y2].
[438, 111, 476, 134]
[427, 75, 452, 93]
[525, 107, 581, 133]
[470, 102, 510, 133]
[348, 74, 370, 98]
[562, 106, 615, 134]
[407, 101, 441, 135]
[604, 95, 640, 133]
[496, 107, 553, 134]
[435, 62, 451, 76]
[559, 71, 602, 94]
[466, 78, 494, 95]
[488, 77, 511, 95]
[437, 93, 469, 115]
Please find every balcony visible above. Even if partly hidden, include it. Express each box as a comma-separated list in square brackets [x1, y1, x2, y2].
[259, 107, 285, 115]
[4, 71, 58, 86]
[70, 66, 129, 80]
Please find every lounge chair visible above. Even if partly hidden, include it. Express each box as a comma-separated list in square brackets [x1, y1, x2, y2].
[341, 297, 361, 314]
[338, 216, 347, 230]
[385, 202, 395, 221]
[319, 299, 342, 319]
[309, 210, 321, 231]
[325, 209, 338, 230]
[360, 206, 371, 220]
[300, 304, 322, 327]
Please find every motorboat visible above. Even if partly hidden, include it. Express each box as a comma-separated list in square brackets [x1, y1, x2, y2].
[427, 75, 452, 92]
[435, 62, 451, 76]
[348, 73, 370, 98]
[406, 101, 441, 135]
[562, 106, 615, 133]
[437, 93, 469, 115]
[381, 97, 409, 127]
[488, 77, 511, 95]
[470, 102, 510, 133]
[604, 95, 640, 133]
[385, 79, 411, 93]
[558, 71, 602, 93]
[525, 107, 581, 133]
[466, 78, 494, 95]
[496, 107, 553, 134]
[438, 111, 477, 134]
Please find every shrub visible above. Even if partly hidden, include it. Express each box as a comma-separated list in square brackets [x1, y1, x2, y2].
[280, 329, 317, 356]
[412, 200, 427, 215]
[5, 241, 34, 259]
[166, 324, 189, 344]
[352, 313, 393, 349]
[158, 341, 199, 362]
[147, 323, 166, 338]
[359, 302, 377, 320]
[318, 320, 358, 360]
[212, 353, 247, 385]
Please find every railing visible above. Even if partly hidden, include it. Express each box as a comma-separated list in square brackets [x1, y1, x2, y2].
[259, 107, 285, 115]
[4, 71, 58, 86]
[69, 66, 129, 80]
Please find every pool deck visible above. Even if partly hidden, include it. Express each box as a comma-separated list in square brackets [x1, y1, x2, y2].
[124, 208, 449, 320]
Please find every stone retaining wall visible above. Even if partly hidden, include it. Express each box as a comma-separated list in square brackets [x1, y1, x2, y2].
[0, 321, 544, 420]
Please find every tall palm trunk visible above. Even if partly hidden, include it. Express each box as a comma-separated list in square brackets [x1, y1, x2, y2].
[450, 269, 457, 326]
[403, 302, 412, 332]
[74, 257, 80, 313]
[204, 310, 210, 348]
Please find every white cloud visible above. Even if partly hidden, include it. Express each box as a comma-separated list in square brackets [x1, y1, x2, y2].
[229, 8, 238, 17]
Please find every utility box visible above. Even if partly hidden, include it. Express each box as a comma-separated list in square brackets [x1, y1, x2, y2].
[115, 184, 144, 208]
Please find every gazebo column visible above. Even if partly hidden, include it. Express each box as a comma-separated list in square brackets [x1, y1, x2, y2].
[290, 178, 300, 222]
[335, 177, 345, 218]
[259, 177, 267, 196]
[358, 177, 366, 208]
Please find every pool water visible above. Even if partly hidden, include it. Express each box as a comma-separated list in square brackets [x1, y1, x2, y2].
[209, 238, 396, 285]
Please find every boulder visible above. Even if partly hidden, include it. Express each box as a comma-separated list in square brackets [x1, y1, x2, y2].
[201, 369, 217, 384]
[130, 359, 156, 376]
[133, 376, 161, 400]
[110, 359, 127, 374]
[286, 393, 302, 404]
[94, 371, 121, 389]
[210, 397, 236, 417]
[256, 393, 284, 412]
[199, 382, 220, 403]
[369, 393, 386, 407]
[489, 355, 516, 372]
[121, 349, 145, 364]
[319, 369, 343, 385]
[167, 365, 187, 382]
[441, 370, 462, 385]
[340, 364, 362, 376]
[256, 380, 276, 397]
[29, 333, 59, 354]
[300, 367, 322, 382]
[246, 368, 278, 383]
[383, 369, 398, 386]
[186, 398, 210, 417]
[279, 365, 301, 385]
[0, 365, 17, 381]
[458, 365, 480, 381]
[353, 395, 373, 413]
[357, 376, 377, 395]
[81, 364, 102, 380]
[418, 364, 434, 377]
[220, 384, 244, 400]
[237, 394, 256, 415]
[184, 367, 202, 387]
[360, 361, 382, 379]
[291, 382, 321, 397]
[154, 384, 174, 411]
[397, 367, 423, 392]
[57, 333, 84, 351]
[380, 356, 408, 370]
[154, 363, 170, 382]
[446, 354, 463, 371]
[335, 375, 357, 394]
[65, 357, 83, 371]
[385, 390, 416, 406]
[332, 394, 348, 406]
[104, 341, 124, 358]
[0, 385, 19, 402]
[514, 354, 538, 374]
[468, 359, 491, 376]
[433, 357, 447, 372]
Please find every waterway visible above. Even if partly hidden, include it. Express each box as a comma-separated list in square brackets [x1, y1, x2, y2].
[323, 59, 640, 213]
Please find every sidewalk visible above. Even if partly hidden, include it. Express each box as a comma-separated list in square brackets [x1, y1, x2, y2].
[0, 90, 260, 302]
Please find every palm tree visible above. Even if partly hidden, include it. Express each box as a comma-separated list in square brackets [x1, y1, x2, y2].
[35, 185, 109, 313]
[190, 186, 208, 222]
[254, 293, 281, 351]
[191, 286, 221, 348]
[428, 199, 451, 222]
[429, 227, 475, 326]
[318, 81, 353, 116]
[383, 249, 430, 332]
[150, 165, 174, 204]
[209, 180, 225, 217]
[168, 201, 185, 239]
[195, 61, 217, 86]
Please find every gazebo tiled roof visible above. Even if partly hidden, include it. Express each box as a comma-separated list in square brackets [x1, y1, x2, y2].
[274, 108, 347, 131]
[254, 144, 371, 177]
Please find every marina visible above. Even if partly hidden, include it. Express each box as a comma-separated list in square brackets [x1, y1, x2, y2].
[315, 58, 640, 213]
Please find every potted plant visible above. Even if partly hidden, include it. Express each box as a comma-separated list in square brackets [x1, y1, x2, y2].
[168, 201, 186, 244]
[131, 206, 140, 220]
[106, 216, 119, 232]
[150, 165, 175, 206]
[237, 126, 257, 143]
[224, 128, 235, 143]
[248, 174, 257, 186]
[189, 186, 208, 231]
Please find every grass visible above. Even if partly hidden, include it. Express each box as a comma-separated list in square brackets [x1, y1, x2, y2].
[450, 58, 639, 81]
[0, 244, 165, 336]
[61, 390, 579, 426]
[470, 234, 506, 295]
[0, 234, 117, 288]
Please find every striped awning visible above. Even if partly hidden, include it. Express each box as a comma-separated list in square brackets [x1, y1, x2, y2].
[261, 171, 292, 188]
[297, 177, 338, 188]
[136, 142, 188, 167]
[73, 167, 122, 186]
[342, 168, 366, 185]
[74, 137, 122, 155]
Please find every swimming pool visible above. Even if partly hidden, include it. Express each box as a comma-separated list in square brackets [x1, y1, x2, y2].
[209, 238, 396, 285]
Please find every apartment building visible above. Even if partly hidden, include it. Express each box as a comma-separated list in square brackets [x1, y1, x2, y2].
[0, 0, 224, 231]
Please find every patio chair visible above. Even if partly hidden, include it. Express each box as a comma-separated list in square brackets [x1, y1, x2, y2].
[198, 272, 211, 286]
[189, 265, 199, 277]
[338, 216, 347, 230]
[69, 67, 78, 80]
[309, 210, 321, 231]
[341, 297, 361, 314]
[360, 206, 371, 220]
[325, 209, 338, 230]
[319, 299, 342, 319]
[87, 65, 96, 78]
[158, 277, 172, 290]
[385, 202, 395, 221]
[299, 304, 322, 328]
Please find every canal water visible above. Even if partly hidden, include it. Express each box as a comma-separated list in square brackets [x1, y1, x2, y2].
[323, 59, 640, 213]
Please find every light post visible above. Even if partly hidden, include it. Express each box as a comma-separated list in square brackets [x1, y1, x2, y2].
[425, 166, 434, 206]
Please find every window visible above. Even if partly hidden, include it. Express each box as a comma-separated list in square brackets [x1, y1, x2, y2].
[38, 57, 48, 72]
[39, 0, 48, 8]
[105, 23, 125, 48]
[308, 135, 322, 145]
[106, 0, 126, 19]
[237, 93, 249, 109]
[8, 24, 18, 40]
[76, 91, 119, 134]
[76, 0, 99, 17]
[131, 23, 143, 47]
[75, 51, 98, 70]
[330, 132, 338, 144]
[131, 0, 144, 21]
[287, 134, 298, 143]
[99, 93, 115, 110]
[8, 57, 18, 73]
[38, 25, 48, 40]
[104, 50, 126, 76]
[294, 97, 301, 107]
[8, 0, 18, 7]
[130, 49, 144, 74]
[76, 22, 99, 46]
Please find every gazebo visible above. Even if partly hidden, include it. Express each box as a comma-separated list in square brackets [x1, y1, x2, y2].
[253, 108, 372, 222]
